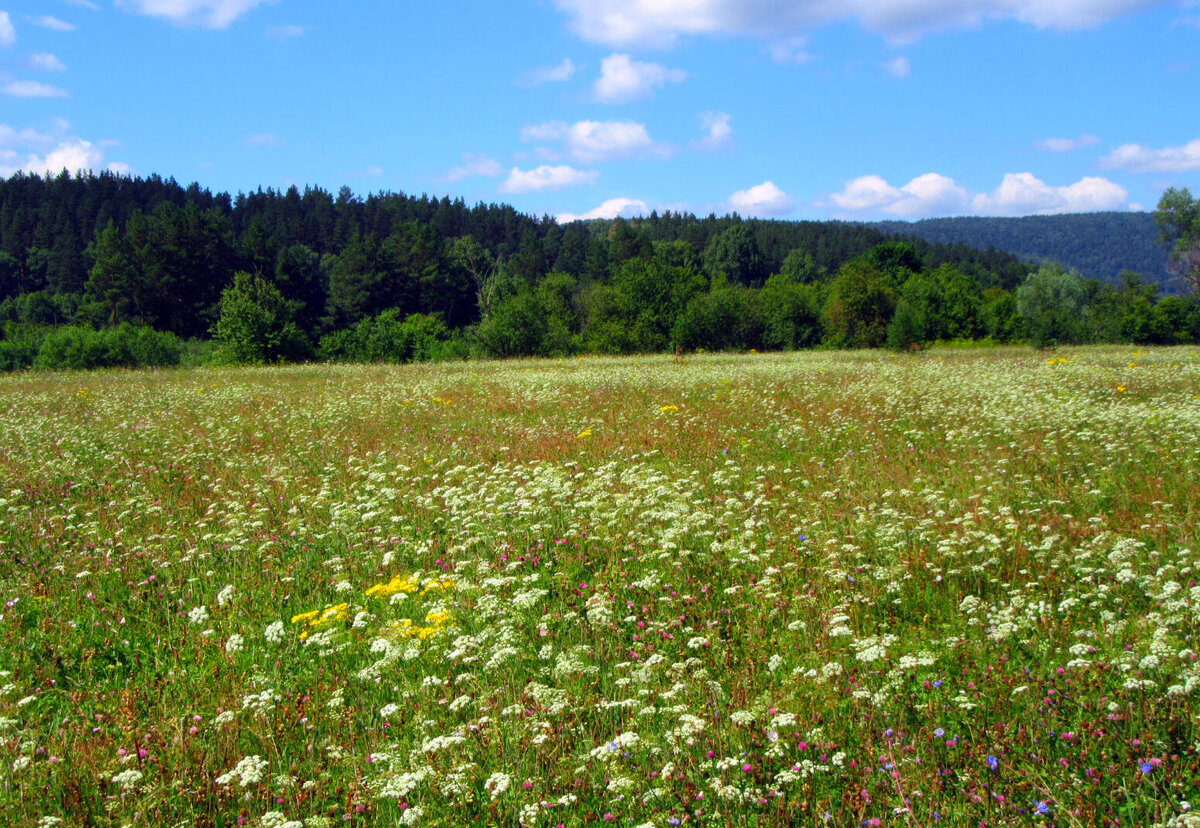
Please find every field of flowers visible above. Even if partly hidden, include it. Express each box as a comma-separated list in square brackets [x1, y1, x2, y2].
[1, 346, 1199, 828]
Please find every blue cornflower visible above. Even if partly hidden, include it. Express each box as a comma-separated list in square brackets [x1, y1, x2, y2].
[1140, 762, 1153, 774]
[987, 755, 999, 771]
[1035, 800, 1050, 815]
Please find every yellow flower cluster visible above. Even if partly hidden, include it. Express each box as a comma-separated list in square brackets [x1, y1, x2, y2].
[385, 609, 456, 640]
[659, 405, 679, 413]
[290, 603, 349, 638]
[365, 574, 421, 599]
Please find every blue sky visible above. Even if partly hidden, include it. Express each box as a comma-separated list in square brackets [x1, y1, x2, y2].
[1, 0, 1197, 223]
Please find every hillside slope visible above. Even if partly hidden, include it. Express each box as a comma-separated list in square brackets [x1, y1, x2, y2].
[870, 212, 1180, 291]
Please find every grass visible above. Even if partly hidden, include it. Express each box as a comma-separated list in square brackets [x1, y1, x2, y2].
[1, 345, 1198, 827]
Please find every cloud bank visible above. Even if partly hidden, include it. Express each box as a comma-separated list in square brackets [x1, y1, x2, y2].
[827, 171, 1128, 217]
[1101, 138, 1200, 172]
[551, 0, 1176, 48]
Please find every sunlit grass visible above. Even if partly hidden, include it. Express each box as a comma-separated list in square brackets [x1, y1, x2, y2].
[1, 346, 1198, 827]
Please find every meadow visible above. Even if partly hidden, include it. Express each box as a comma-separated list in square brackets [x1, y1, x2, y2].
[1, 346, 1198, 828]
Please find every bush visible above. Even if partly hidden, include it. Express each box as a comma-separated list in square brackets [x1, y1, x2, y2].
[317, 310, 452, 364]
[31, 324, 183, 371]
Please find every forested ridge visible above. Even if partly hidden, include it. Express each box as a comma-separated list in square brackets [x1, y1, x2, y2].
[870, 212, 1174, 290]
[1, 171, 1197, 370]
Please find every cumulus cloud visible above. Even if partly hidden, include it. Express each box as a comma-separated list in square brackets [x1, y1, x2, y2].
[0, 121, 127, 177]
[827, 171, 1124, 217]
[1101, 138, 1200, 172]
[3, 81, 69, 98]
[116, 0, 269, 28]
[32, 15, 76, 31]
[499, 164, 599, 194]
[727, 181, 794, 216]
[551, 0, 1175, 48]
[0, 12, 15, 47]
[1036, 134, 1100, 152]
[521, 119, 670, 163]
[29, 53, 67, 71]
[444, 153, 504, 181]
[523, 58, 577, 85]
[557, 197, 649, 223]
[691, 111, 732, 152]
[884, 56, 911, 77]
[593, 53, 686, 103]
[973, 173, 1128, 215]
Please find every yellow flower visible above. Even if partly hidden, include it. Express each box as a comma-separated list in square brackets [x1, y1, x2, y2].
[419, 578, 454, 595]
[659, 405, 679, 413]
[576, 428, 593, 438]
[290, 609, 319, 625]
[1117, 385, 1126, 393]
[366, 574, 420, 599]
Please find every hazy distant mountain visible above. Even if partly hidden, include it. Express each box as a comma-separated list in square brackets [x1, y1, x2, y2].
[870, 212, 1181, 292]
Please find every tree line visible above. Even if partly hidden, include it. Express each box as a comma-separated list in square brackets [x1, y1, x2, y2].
[0, 171, 1197, 370]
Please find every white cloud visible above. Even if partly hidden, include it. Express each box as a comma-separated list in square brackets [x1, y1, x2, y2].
[29, 53, 67, 71]
[3, 81, 69, 98]
[1036, 134, 1100, 152]
[116, 0, 269, 28]
[0, 12, 15, 47]
[66, 0, 103, 9]
[499, 164, 599, 194]
[267, 25, 304, 40]
[691, 111, 732, 152]
[593, 53, 686, 103]
[444, 153, 504, 181]
[521, 119, 669, 162]
[108, 161, 132, 175]
[1100, 138, 1200, 172]
[827, 171, 1123, 217]
[523, 58, 577, 85]
[972, 173, 1128, 215]
[551, 0, 1175, 48]
[727, 181, 794, 216]
[829, 175, 905, 211]
[32, 15, 76, 31]
[884, 56, 911, 77]
[557, 197, 650, 222]
[0, 123, 126, 177]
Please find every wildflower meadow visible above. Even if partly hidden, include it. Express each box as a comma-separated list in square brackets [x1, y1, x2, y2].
[1, 346, 1198, 827]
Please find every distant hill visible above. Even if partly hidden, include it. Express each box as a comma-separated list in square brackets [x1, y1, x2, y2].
[869, 212, 1182, 293]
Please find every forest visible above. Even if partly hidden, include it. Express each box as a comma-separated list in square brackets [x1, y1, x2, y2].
[869, 212, 1174, 290]
[1, 171, 1198, 370]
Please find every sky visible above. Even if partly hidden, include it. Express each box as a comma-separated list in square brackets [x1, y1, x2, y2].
[0, 1, 1198, 224]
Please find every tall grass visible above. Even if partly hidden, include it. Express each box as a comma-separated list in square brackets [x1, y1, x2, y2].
[0, 346, 1197, 827]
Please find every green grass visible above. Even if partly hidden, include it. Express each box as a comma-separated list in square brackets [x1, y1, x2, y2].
[1, 346, 1198, 827]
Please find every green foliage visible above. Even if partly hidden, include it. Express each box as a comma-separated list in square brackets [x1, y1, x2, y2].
[25, 323, 183, 371]
[760, 276, 824, 349]
[672, 285, 765, 351]
[213, 271, 309, 364]
[703, 223, 765, 286]
[873, 212, 1173, 290]
[317, 309, 450, 363]
[1155, 187, 1200, 296]
[473, 289, 549, 358]
[1016, 263, 1087, 348]
[822, 259, 897, 348]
